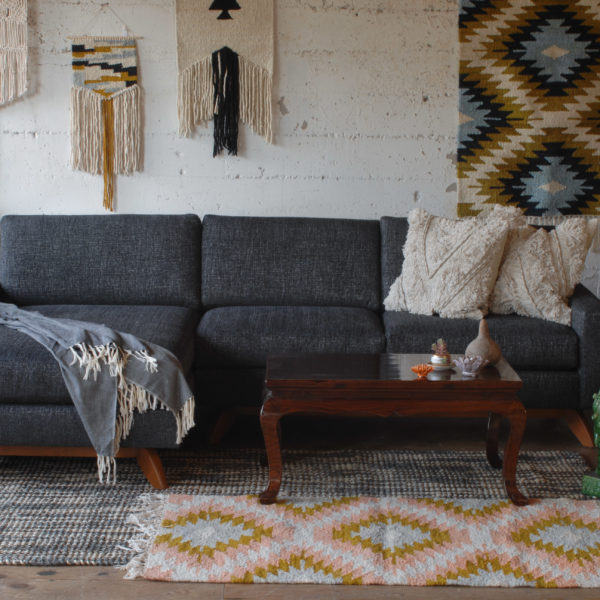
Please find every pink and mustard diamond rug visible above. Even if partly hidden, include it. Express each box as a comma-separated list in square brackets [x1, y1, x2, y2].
[124, 494, 600, 587]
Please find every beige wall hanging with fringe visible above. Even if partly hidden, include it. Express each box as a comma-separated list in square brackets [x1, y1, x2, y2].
[176, 0, 273, 156]
[70, 32, 142, 211]
[0, 0, 27, 105]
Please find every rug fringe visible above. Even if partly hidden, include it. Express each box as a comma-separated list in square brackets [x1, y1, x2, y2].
[120, 492, 168, 580]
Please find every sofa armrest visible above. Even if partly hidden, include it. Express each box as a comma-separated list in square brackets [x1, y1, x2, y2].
[571, 284, 600, 409]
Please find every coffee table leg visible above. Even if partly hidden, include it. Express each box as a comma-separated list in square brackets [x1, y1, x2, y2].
[503, 406, 529, 506]
[259, 409, 283, 504]
[486, 412, 503, 469]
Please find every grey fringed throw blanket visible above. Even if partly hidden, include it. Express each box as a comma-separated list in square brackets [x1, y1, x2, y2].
[0, 302, 195, 482]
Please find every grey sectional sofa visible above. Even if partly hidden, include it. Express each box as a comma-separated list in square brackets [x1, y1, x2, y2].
[1, 213, 599, 487]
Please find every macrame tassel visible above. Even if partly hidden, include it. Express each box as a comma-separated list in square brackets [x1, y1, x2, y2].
[103, 97, 115, 211]
[70, 85, 142, 211]
[177, 53, 273, 147]
[70, 87, 104, 173]
[177, 55, 213, 137]
[111, 84, 142, 175]
[0, 3, 27, 105]
[212, 46, 239, 157]
[239, 55, 272, 143]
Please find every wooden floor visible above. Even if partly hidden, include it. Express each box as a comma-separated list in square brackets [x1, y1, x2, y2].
[1, 414, 598, 599]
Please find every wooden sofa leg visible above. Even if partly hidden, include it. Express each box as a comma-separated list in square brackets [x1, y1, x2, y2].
[208, 407, 260, 445]
[136, 448, 168, 489]
[528, 409, 594, 448]
[208, 409, 238, 445]
[562, 410, 595, 448]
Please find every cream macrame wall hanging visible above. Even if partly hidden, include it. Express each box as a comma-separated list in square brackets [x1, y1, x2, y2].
[70, 6, 142, 211]
[176, 0, 273, 156]
[0, 0, 27, 105]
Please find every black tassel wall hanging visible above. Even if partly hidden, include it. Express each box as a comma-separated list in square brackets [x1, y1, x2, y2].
[212, 46, 239, 157]
[176, 0, 273, 155]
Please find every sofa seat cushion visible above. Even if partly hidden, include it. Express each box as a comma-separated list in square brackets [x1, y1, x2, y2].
[383, 311, 578, 370]
[0, 305, 199, 405]
[196, 306, 386, 367]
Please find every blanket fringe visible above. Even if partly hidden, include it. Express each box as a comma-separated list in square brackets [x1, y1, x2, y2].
[98, 455, 117, 485]
[120, 492, 168, 579]
[69, 343, 195, 482]
[177, 54, 272, 143]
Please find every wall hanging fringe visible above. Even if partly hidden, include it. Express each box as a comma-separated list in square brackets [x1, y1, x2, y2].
[0, 0, 27, 105]
[70, 36, 142, 211]
[176, 0, 274, 155]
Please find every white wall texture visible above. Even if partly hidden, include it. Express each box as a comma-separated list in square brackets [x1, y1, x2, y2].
[1, 0, 599, 294]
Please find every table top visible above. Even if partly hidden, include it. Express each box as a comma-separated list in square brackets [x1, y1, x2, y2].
[266, 353, 521, 387]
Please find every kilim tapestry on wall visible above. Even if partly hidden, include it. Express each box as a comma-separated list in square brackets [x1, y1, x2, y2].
[176, 0, 273, 156]
[458, 0, 600, 223]
[70, 37, 142, 211]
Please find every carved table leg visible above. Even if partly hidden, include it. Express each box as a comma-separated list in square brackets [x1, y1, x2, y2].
[259, 407, 283, 504]
[503, 405, 529, 506]
[486, 412, 503, 469]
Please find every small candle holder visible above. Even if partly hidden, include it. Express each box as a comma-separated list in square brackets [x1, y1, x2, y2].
[453, 355, 489, 377]
[411, 363, 434, 378]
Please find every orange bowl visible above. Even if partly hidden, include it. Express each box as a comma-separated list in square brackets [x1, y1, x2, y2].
[411, 363, 434, 378]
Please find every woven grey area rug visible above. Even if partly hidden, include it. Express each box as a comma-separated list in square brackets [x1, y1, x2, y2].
[0, 448, 590, 566]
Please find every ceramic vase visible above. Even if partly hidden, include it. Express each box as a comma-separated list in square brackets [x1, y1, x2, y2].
[465, 318, 502, 365]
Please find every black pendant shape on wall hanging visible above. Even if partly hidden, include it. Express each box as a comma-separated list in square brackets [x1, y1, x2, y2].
[212, 46, 239, 156]
[209, 0, 241, 20]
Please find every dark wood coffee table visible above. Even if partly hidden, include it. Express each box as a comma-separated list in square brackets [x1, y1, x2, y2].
[259, 353, 527, 506]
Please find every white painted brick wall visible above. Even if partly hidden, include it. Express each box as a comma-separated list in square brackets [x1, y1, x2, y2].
[1, 0, 598, 294]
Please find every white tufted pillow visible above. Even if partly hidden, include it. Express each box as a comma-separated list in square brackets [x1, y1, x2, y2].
[384, 206, 522, 319]
[490, 218, 598, 326]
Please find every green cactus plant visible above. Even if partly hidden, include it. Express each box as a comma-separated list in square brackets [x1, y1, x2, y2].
[582, 390, 600, 498]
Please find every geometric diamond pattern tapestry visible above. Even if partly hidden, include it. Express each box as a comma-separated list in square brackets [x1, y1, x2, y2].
[458, 0, 600, 224]
[124, 495, 600, 587]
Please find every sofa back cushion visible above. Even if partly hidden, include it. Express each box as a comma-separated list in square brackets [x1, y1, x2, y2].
[0, 214, 202, 308]
[201, 215, 381, 309]
[380, 216, 409, 304]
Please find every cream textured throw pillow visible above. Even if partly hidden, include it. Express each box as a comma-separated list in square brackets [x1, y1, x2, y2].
[490, 218, 598, 326]
[384, 206, 520, 319]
